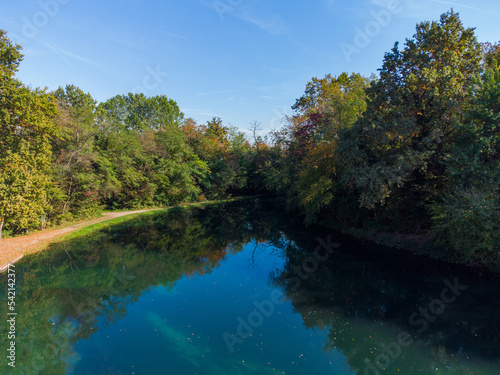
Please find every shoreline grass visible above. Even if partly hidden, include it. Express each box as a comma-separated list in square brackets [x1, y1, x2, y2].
[0, 197, 253, 271]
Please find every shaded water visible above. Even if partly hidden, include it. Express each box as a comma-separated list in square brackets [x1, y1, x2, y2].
[1, 200, 499, 374]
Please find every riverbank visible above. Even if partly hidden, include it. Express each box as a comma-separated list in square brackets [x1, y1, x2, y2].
[0, 209, 163, 272]
[0, 198, 250, 272]
[338, 225, 499, 274]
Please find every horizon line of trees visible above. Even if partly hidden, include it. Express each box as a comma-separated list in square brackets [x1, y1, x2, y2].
[1, 10, 499, 267]
[0, 28, 261, 238]
[258, 10, 499, 267]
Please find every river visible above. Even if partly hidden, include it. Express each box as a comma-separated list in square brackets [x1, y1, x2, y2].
[1, 200, 499, 374]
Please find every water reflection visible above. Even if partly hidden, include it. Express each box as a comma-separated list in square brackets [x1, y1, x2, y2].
[271, 225, 500, 374]
[0, 200, 499, 374]
[0, 203, 274, 374]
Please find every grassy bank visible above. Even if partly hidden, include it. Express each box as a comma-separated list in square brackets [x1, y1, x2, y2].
[63, 198, 248, 241]
[0, 197, 253, 272]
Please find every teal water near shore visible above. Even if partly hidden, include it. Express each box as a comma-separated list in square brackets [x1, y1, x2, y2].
[1, 200, 499, 374]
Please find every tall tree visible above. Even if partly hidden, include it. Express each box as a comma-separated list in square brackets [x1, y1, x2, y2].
[339, 11, 483, 224]
[429, 43, 500, 263]
[51, 85, 101, 220]
[0, 30, 59, 237]
[292, 73, 370, 222]
[96, 94, 209, 208]
[99, 93, 183, 132]
[262, 73, 369, 221]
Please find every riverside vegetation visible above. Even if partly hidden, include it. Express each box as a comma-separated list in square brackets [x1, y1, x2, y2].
[0, 10, 499, 270]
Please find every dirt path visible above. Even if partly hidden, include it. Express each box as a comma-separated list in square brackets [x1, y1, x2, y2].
[0, 209, 160, 272]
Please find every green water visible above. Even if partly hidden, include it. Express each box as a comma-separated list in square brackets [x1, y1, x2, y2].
[1, 200, 499, 374]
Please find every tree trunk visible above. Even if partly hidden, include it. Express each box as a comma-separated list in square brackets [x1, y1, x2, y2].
[0, 216, 4, 240]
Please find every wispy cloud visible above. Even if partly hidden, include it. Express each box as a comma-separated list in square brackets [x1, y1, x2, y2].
[15, 48, 48, 57]
[37, 40, 77, 71]
[201, 0, 287, 35]
[234, 11, 288, 35]
[55, 48, 102, 69]
[428, 0, 488, 12]
[266, 67, 287, 74]
[196, 89, 241, 96]
[36, 40, 103, 71]
[256, 83, 291, 93]
[127, 22, 190, 40]
[385, 0, 496, 19]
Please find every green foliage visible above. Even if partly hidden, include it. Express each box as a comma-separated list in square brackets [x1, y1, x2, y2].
[429, 187, 499, 264]
[98, 92, 184, 132]
[340, 10, 483, 210]
[262, 73, 370, 221]
[95, 94, 209, 208]
[0, 31, 59, 237]
[0, 28, 253, 236]
[51, 85, 102, 221]
[262, 11, 499, 267]
[153, 127, 209, 205]
[0, 30, 22, 83]
[1, 11, 498, 269]
[293, 72, 370, 133]
[0, 144, 53, 234]
[429, 47, 500, 263]
[185, 117, 250, 199]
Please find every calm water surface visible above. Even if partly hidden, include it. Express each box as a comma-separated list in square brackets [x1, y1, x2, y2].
[1, 201, 499, 374]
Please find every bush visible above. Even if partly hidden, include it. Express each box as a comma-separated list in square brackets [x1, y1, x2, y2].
[430, 187, 500, 266]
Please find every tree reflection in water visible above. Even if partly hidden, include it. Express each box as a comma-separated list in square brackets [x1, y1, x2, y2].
[1, 200, 499, 374]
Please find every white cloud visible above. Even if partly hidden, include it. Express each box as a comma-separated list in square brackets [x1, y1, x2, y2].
[37, 40, 77, 71]
[428, 0, 489, 12]
[55, 47, 102, 69]
[234, 12, 288, 35]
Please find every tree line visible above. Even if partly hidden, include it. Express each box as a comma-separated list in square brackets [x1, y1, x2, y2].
[260, 11, 499, 266]
[0, 28, 258, 238]
[1, 10, 498, 267]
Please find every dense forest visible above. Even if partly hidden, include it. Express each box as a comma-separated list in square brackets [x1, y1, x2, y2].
[0, 11, 499, 268]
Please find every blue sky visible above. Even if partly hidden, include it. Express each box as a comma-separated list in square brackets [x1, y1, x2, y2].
[1, 0, 499, 136]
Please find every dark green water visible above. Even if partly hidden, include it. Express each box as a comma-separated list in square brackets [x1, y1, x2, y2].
[1, 200, 499, 374]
